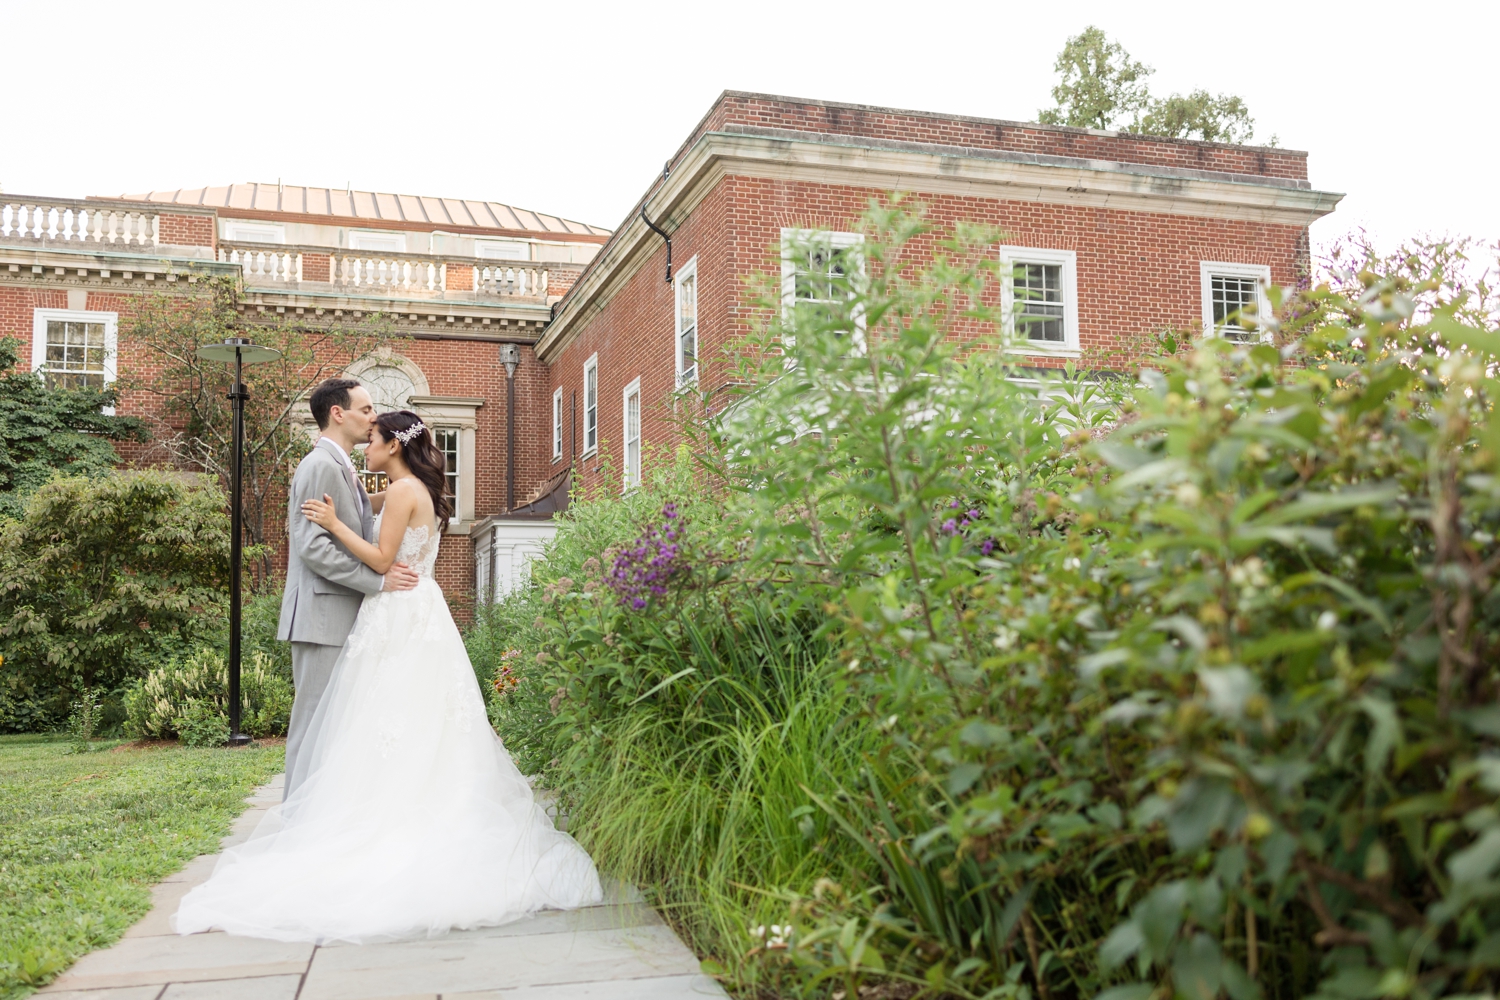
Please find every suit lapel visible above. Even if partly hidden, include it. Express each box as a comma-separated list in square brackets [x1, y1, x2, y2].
[317, 438, 363, 512]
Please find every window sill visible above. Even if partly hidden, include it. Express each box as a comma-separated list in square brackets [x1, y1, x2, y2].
[580, 448, 598, 460]
[1005, 343, 1082, 359]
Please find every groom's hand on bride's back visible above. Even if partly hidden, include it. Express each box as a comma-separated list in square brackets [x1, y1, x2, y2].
[381, 564, 420, 591]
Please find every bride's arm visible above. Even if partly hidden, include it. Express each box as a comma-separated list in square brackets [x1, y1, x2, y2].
[368, 489, 386, 514]
[302, 483, 415, 574]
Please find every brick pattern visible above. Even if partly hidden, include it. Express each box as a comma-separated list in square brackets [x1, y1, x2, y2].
[302, 253, 331, 283]
[675, 93, 1307, 182]
[445, 264, 474, 293]
[548, 172, 1310, 499]
[158, 213, 216, 248]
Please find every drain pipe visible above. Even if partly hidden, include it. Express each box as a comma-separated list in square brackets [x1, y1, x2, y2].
[640, 161, 672, 283]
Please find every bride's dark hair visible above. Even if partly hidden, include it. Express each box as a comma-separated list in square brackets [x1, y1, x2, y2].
[375, 410, 453, 531]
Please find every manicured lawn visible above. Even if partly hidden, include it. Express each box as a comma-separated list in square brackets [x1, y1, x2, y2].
[0, 734, 284, 998]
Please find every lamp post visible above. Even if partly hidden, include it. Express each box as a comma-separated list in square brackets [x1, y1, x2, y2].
[195, 337, 282, 747]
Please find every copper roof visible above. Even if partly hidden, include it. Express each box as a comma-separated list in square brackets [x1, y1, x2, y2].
[116, 183, 611, 239]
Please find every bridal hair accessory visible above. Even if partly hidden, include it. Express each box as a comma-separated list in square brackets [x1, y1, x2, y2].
[392, 420, 427, 444]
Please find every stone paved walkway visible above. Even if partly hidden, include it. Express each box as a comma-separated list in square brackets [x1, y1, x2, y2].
[40, 774, 727, 1000]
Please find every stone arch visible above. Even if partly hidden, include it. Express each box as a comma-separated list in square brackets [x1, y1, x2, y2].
[345, 350, 430, 412]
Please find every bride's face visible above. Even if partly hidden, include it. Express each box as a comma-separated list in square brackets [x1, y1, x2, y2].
[365, 430, 400, 473]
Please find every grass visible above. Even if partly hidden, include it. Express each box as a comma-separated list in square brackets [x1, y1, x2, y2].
[0, 734, 284, 998]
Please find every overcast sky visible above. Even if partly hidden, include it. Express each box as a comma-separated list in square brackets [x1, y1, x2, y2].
[3, 0, 1492, 260]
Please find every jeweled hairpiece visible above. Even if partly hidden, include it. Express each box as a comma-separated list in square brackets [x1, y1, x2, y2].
[392, 420, 427, 444]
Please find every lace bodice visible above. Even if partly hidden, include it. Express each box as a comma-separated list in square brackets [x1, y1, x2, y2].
[376, 514, 440, 579]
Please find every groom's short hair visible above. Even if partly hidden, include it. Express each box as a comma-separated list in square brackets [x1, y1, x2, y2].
[310, 378, 362, 429]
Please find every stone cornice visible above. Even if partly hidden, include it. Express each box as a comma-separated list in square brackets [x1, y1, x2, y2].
[0, 243, 237, 291]
[536, 131, 1343, 364]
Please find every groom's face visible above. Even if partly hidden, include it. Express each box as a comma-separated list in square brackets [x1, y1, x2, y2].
[336, 385, 377, 444]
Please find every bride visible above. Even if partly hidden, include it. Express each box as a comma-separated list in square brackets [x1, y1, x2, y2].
[174, 410, 602, 943]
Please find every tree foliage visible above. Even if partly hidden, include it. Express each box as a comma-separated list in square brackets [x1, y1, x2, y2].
[0, 472, 230, 731]
[1039, 26, 1261, 143]
[121, 276, 398, 583]
[1038, 26, 1153, 131]
[0, 339, 144, 521]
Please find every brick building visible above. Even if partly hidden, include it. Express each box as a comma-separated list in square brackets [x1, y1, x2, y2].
[0, 183, 608, 600]
[0, 91, 1343, 607]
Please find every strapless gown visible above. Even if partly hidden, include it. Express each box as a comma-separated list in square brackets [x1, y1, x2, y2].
[173, 520, 602, 943]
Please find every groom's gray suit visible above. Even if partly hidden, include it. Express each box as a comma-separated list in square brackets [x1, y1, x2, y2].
[277, 437, 384, 798]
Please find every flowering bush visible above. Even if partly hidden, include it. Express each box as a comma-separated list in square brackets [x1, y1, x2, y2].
[605, 503, 688, 609]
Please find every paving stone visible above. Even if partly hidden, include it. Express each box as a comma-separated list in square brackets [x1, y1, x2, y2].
[124, 879, 198, 938]
[46, 933, 312, 991]
[598, 879, 644, 905]
[36, 986, 166, 999]
[449, 973, 728, 998]
[159, 855, 219, 887]
[316, 903, 662, 949]
[300, 924, 699, 1000]
[160, 974, 302, 999]
[219, 808, 268, 850]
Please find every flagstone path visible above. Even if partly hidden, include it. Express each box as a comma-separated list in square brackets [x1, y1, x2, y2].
[40, 774, 727, 1000]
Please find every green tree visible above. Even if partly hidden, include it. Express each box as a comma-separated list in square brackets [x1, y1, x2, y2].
[1039, 27, 1262, 143]
[122, 276, 398, 583]
[1037, 25, 1153, 130]
[0, 339, 145, 520]
[1137, 88, 1257, 142]
[0, 471, 230, 729]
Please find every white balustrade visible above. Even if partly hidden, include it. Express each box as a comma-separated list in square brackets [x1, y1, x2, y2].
[1, 200, 159, 246]
[476, 264, 548, 297]
[331, 254, 444, 293]
[219, 245, 302, 283]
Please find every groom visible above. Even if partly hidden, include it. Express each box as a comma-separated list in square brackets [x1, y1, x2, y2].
[277, 378, 418, 798]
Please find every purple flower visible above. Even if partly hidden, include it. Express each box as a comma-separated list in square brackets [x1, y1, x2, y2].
[607, 504, 690, 610]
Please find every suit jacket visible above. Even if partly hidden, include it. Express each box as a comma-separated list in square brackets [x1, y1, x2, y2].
[277, 438, 384, 645]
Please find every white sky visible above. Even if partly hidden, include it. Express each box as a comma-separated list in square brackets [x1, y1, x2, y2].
[3, 0, 1492, 260]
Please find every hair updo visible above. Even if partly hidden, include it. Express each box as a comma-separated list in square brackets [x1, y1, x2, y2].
[374, 410, 453, 530]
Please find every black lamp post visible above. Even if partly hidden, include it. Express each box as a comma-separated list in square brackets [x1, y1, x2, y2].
[195, 337, 282, 747]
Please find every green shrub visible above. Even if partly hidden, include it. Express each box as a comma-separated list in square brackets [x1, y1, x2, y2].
[175, 700, 230, 748]
[0, 471, 230, 731]
[124, 648, 291, 741]
[469, 455, 881, 991]
[704, 204, 1500, 1000]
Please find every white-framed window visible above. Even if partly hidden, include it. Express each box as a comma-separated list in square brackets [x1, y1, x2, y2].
[348, 230, 407, 253]
[476, 239, 529, 261]
[675, 256, 698, 384]
[622, 378, 642, 491]
[31, 309, 118, 391]
[998, 247, 1079, 355]
[781, 228, 864, 318]
[1200, 261, 1273, 343]
[223, 221, 285, 244]
[552, 387, 564, 462]
[582, 354, 599, 455]
[435, 428, 460, 522]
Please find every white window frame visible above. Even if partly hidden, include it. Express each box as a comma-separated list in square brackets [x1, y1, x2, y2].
[1200, 261, 1273, 343]
[582, 353, 599, 456]
[622, 377, 642, 492]
[223, 221, 286, 244]
[31, 308, 119, 404]
[675, 255, 699, 385]
[347, 230, 407, 253]
[780, 228, 866, 354]
[434, 427, 462, 524]
[551, 386, 564, 462]
[998, 246, 1080, 357]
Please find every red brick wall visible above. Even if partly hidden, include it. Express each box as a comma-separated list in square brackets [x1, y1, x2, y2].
[445, 264, 474, 293]
[158, 213, 216, 248]
[679, 93, 1307, 182]
[302, 253, 331, 283]
[548, 173, 1310, 498]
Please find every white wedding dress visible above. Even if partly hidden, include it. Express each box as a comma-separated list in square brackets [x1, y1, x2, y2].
[174, 518, 602, 943]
